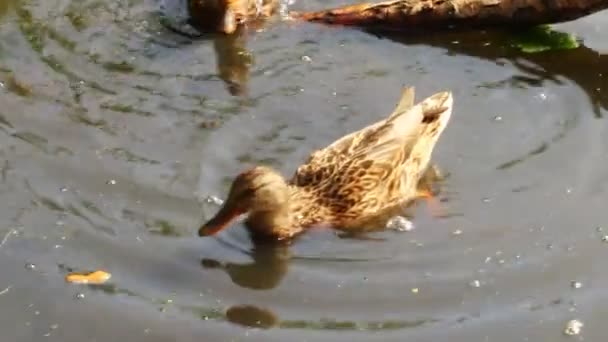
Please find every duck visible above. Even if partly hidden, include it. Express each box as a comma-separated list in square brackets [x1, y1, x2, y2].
[188, 0, 279, 34]
[199, 87, 453, 240]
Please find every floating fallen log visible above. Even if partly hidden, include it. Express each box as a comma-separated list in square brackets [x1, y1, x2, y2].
[291, 0, 608, 32]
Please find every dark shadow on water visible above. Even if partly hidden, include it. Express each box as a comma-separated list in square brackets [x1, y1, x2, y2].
[226, 305, 279, 328]
[224, 303, 439, 330]
[367, 29, 607, 117]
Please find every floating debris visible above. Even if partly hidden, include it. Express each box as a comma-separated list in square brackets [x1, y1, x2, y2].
[469, 280, 481, 288]
[493, 115, 502, 121]
[106, 179, 117, 185]
[564, 319, 583, 336]
[602, 235, 608, 243]
[25, 263, 36, 270]
[452, 229, 463, 236]
[74, 293, 85, 300]
[6, 74, 33, 97]
[301, 55, 312, 62]
[0, 229, 16, 247]
[571, 281, 582, 289]
[0, 286, 11, 296]
[411, 288, 419, 294]
[205, 195, 224, 206]
[386, 216, 414, 232]
[65, 270, 111, 285]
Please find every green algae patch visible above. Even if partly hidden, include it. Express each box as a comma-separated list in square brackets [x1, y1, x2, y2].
[510, 25, 579, 53]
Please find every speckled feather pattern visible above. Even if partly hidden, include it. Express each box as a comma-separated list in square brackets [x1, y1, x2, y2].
[284, 88, 453, 235]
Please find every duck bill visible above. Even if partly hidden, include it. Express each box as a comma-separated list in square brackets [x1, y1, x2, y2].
[199, 203, 243, 236]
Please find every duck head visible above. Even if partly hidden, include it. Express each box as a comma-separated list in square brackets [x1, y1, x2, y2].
[199, 166, 289, 236]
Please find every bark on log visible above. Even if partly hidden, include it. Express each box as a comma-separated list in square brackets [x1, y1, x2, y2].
[291, 0, 608, 32]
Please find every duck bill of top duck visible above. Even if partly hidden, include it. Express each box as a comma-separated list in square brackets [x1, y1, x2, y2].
[199, 202, 244, 236]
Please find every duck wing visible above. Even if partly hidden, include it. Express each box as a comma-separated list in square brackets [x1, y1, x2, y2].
[290, 90, 453, 220]
[290, 86, 416, 187]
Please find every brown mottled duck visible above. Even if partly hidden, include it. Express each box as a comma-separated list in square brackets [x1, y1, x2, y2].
[199, 87, 453, 240]
[188, 0, 279, 34]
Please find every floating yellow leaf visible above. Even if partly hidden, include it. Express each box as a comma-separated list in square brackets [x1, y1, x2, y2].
[65, 270, 111, 285]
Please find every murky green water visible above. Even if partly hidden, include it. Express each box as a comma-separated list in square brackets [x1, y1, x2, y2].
[1, 0, 608, 341]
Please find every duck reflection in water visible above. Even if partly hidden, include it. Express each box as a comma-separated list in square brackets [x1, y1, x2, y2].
[184, 0, 278, 95]
[212, 27, 253, 96]
[161, 17, 254, 96]
[201, 240, 290, 290]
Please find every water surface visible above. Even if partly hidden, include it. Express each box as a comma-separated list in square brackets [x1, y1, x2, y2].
[1, 0, 608, 341]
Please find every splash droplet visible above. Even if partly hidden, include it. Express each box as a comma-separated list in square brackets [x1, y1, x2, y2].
[564, 319, 583, 336]
[205, 196, 224, 206]
[386, 216, 414, 232]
